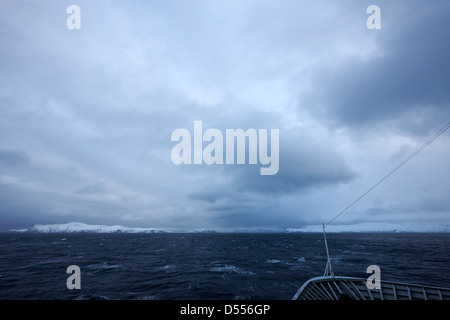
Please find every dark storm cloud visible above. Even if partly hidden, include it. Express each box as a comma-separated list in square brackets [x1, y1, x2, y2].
[183, 129, 357, 230]
[308, 1, 450, 133]
[234, 142, 355, 195]
[185, 125, 356, 205]
[187, 141, 355, 201]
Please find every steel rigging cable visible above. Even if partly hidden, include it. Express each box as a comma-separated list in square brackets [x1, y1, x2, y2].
[325, 122, 450, 226]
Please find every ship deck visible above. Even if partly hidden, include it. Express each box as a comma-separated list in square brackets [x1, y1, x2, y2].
[292, 276, 450, 300]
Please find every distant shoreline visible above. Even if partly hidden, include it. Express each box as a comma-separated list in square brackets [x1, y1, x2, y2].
[2, 221, 449, 234]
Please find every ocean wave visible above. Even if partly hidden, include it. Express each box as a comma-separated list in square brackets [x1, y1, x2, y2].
[17, 257, 69, 269]
[138, 295, 158, 300]
[86, 262, 120, 271]
[74, 294, 110, 300]
[267, 257, 306, 265]
[209, 264, 254, 276]
[159, 264, 176, 271]
[266, 259, 282, 264]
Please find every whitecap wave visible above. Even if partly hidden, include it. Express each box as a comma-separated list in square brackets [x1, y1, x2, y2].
[266, 259, 282, 264]
[159, 264, 176, 271]
[209, 264, 254, 276]
[86, 262, 120, 271]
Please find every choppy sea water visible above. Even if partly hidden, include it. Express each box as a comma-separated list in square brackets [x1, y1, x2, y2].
[0, 233, 449, 300]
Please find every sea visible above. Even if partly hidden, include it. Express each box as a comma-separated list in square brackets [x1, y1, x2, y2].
[0, 232, 449, 300]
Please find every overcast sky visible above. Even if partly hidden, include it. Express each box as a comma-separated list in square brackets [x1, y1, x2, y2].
[0, 0, 449, 232]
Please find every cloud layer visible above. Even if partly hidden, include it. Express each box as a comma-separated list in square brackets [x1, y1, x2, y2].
[0, 0, 449, 231]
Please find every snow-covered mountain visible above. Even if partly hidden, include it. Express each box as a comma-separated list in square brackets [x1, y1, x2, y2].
[286, 222, 450, 233]
[10, 221, 448, 234]
[192, 229, 217, 233]
[10, 222, 167, 233]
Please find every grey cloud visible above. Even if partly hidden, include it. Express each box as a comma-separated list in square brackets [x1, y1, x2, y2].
[0, 149, 30, 167]
[188, 192, 220, 204]
[305, 1, 450, 134]
[75, 182, 107, 195]
[232, 136, 355, 195]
